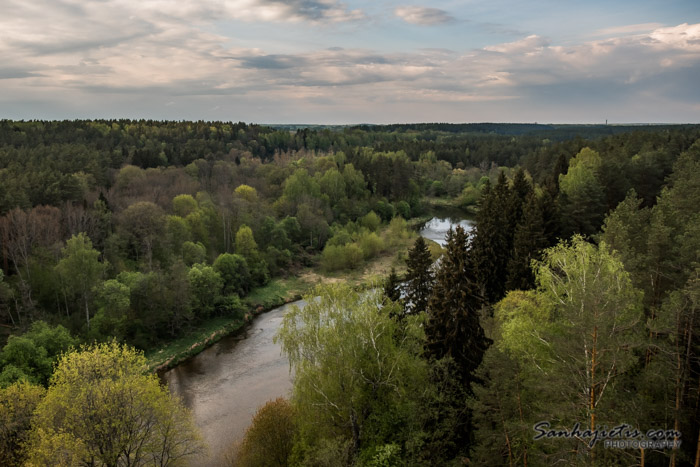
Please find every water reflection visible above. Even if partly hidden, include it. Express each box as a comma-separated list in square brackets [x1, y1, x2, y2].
[419, 217, 475, 246]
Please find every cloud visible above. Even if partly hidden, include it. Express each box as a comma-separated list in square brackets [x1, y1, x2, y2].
[594, 23, 665, 37]
[1, 0, 699, 123]
[484, 35, 550, 54]
[394, 6, 456, 26]
[220, 0, 366, 23]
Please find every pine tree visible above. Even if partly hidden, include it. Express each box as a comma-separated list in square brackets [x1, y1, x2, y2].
[426, 226, 488, 384]
[404, 236, 434, 315]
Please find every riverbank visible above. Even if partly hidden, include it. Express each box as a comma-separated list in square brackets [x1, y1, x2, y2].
[147, 212, 449, 374]
[147, 276, 310, 373]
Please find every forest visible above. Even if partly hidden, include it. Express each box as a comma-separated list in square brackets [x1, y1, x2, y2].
[0, 120, 698, 466]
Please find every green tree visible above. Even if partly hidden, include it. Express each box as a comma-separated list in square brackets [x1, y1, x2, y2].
[404, 236, 434, 315]
[172, 194, 198, 217]
[214, 253, 251, 296]
[90, 279, 131, 341]
[118, 201, 166, 269]
[383, 267, 402, 303]
[0, 380, 45, 466]
[426, 226, 487, 383]
[55, 233, 106, 330]
[506, 193, 548, 291]
[0, 320, 74, 388]
[276, 285, 428, 464]
[228, 398, 297, 467]
[235, 225, 258, 259]
[471, 172, 513, 303]
[424, 226, 487, 454]
[26, 342, 204, 466]
[491, 237, 644, 462]
[188, 263, 223, 317]
[558, 147, 607, 237]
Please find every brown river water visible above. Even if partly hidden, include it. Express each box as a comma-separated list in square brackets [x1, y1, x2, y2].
[160, 300, 306, 466]
[160, 216, 473, 465]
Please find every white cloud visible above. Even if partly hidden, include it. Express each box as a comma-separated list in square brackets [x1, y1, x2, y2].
[1, 1, 699, 123]
[394, 6, 456, 26]
[484, 35, 550, 54]
[594, 23, 665, 37]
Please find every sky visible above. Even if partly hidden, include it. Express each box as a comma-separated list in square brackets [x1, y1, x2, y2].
[1, 0, 699, 124]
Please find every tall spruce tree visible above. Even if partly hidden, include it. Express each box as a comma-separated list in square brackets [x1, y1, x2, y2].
[471, 172, 513, 303]
[426, 226, 488, 384]
[506, 193, 548, 291]
[425, 226, 489, 454]
[508, 168, 532, 231]
[404, 236, 434, 315]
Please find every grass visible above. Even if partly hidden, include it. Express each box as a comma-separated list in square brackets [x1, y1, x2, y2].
[146, 316, 246, 372]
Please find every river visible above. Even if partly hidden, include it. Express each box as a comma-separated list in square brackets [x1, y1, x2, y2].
[160, 215, 473, 465]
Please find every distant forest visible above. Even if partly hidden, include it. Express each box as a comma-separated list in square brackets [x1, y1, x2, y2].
[0, 120, 699, 466]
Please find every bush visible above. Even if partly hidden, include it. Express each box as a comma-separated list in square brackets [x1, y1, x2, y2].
[357, 232, 384, 260]
[344, 244, 365, 269]
[360, 211, 381, 232]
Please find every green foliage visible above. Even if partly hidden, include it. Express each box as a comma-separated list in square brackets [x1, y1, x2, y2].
[558, 147, 606, 236]
[404, 236, 434, 315]
[320, 243, 364, 272]
[234, 184, 259, 203]
[426, 226, 487, 384]
[90, 279, 131, 341]
[26, 342, 204, 466]
[474, 236, 645, 464]
[383, 267, 402, 303]
[357, 231, 384, 259]
[165, 214, 191, 254]
[360, 210, 381, 232]
[229, 398, 297, 467]
[235, 225, 259, 259]
[172, 194, 198, 217]
[181, 240, 206, 265]
[276, 285, 429, 464]
[55, 233, 106, 330]
[214, 253, 251, 296]
[118, 201, 166, 268]
[188, 263, 224, 317]
[0, 380, 45, 466]
[0, 322, 77, 387]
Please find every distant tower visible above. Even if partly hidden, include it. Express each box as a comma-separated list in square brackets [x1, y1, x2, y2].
[605, 119, 608, 125]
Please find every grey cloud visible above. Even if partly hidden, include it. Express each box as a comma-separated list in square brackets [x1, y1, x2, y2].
[0, 69, 40, 80]
[238, 55, 308, 69]
[394, 6, 456, 26]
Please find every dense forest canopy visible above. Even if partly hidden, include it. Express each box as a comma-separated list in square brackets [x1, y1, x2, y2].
[0, 120, 699, 466]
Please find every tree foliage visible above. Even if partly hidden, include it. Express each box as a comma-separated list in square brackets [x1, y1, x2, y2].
[26, 342, 204, 466]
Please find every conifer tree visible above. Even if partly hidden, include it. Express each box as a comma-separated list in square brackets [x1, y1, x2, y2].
[383, 267, 402, 303]
[471, 172, 512, 303]
[506, 193, 548, 291]
[425, 226, 488, 454]
[404, 236, 434, 315]
[508, 168, 532, 231]
[426, 226, 488, 384]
